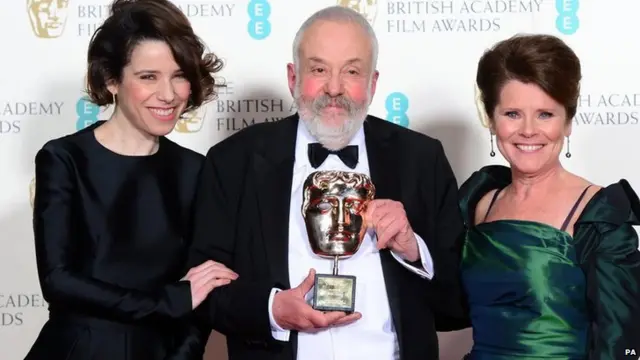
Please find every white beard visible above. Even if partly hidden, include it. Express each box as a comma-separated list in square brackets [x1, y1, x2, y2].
[294, 81, 371, 151]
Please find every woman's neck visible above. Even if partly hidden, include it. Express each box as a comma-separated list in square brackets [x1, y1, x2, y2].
[508, 164, 568, 201]
[95, 113, 159, 156]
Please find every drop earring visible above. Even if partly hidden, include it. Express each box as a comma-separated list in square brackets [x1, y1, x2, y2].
[565, 136, 571, 158]
[112, 93, 116, 106]
[489, 133, 496, 157]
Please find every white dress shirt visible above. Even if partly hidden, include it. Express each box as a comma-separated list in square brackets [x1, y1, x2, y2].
[267, 121, 435, 360]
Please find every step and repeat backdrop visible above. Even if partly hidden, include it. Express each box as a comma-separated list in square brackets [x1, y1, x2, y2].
[1, 0, 638, 359]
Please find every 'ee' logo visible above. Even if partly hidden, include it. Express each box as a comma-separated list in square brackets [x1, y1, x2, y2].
[385, 92, 409, 128]
[76, 97, 100, 130]
[248, 0, 271, 40]
[555, 0, 579, 35]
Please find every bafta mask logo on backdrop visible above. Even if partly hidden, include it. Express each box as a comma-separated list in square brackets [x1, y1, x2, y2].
[174, 108, 207, 133]
[27, 0, 70, 38]
[385, 92, 409, 128]
[338, 0, 378, 25]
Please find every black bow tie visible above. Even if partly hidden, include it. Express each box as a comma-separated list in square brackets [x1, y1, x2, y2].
[308, 143, 358, 169]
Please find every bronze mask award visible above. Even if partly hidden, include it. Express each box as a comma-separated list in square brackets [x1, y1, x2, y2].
[301, 170, 375, 313]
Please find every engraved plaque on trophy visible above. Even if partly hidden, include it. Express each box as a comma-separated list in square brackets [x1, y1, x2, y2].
[301, 170, 375, 313]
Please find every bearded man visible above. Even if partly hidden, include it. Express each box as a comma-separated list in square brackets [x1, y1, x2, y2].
[186, 5, 468, 360]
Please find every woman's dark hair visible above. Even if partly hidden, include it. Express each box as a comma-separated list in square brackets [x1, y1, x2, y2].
[86, 0, 223, 114]
[476, 34, 581, 124]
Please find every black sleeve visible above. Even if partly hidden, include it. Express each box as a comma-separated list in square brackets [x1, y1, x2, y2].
[585, 223, 640, 359]
[423, 141, 470, 331]
[33, 146, 192, 322]
[163, 318, 210, 359]
[186, 146, 275, 341]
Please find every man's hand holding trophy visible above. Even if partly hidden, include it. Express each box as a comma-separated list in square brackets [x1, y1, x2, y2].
[272, 170, 420, 333]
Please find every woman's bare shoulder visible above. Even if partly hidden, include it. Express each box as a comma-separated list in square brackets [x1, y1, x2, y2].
[474, 188, 500, 225]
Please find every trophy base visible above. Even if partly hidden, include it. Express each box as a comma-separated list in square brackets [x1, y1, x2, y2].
[312, 273, 356, 313]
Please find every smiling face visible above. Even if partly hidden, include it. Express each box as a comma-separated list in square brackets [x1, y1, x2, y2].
[491, 80, 571, 176]
[288, 19, 378, 150]
[107, 40, 191, 137]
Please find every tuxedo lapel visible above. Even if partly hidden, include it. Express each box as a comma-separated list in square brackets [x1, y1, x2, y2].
[364, 117, 405, 350]
[364, 118, 402, 201]
[252, 115, 298, 290]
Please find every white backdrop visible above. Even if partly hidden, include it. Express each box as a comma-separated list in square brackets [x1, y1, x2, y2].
[1, 0, 638, 359]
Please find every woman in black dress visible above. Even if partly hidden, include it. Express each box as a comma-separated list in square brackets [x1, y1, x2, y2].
[25, 0, 235, 359]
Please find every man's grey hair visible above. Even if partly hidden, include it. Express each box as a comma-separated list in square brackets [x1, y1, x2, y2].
[292, 6, 379, 73]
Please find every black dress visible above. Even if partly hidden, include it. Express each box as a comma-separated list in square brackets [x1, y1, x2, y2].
[25, 121, 208, 360]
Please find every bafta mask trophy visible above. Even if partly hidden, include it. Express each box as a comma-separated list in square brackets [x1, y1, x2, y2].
[302, 170, 375, 313]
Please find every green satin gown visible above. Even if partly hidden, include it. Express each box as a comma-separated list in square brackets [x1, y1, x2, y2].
[459, 165, 640, 360]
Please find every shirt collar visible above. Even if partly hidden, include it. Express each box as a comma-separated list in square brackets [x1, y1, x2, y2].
[294, 119, 366, 171]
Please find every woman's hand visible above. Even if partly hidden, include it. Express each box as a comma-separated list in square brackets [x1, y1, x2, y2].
[181, 260, 238, 309]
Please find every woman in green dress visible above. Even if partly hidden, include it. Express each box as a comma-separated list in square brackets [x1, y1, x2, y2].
[460, 34, 640, 359]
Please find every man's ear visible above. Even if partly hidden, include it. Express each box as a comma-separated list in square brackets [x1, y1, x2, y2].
[369, 70, 379, 100]
[286, 63, 296, 97]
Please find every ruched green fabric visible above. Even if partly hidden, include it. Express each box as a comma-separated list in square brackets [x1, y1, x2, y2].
[459, 165, 640, 360]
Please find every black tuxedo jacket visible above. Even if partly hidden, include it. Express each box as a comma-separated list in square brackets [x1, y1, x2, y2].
[186, 114, 468, 360]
